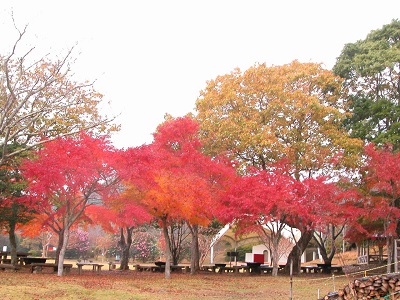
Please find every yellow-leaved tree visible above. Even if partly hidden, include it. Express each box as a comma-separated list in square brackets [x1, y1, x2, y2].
[195, 60, 363, 274]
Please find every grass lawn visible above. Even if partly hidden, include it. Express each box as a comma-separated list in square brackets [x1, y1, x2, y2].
[0, 267, 357, 300]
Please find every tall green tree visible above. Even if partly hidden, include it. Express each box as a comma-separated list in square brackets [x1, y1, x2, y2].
[0, 143, 32, 265]
[333, 19, 400, 149]
[195, 61, 363, 273]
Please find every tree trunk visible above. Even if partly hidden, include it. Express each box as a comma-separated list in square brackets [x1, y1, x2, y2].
[318, 245, 332, 265]
[54, 229, 64, 265]
[170, 225, 180, 266]
[189, 224, 200, 274]
[313, 225, 341, 266]
[57, 227, 70, 276]
[169, 221, 188, 266]
[285, 230, 313, 275]
[118, 227, 133, 270]
[271, 241, 280, 276]
[162, 218, 172, 279]
[8, 220, 17, 265]
[42, 243, 48, 258]
[41, 231, 52, 258]
[387, 236, 394, 273]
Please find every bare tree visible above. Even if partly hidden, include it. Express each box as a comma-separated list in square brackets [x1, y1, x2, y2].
[0, 20, 117, 166]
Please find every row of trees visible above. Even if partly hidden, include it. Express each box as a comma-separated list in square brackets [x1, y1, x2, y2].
[195, 19, 400, 275]
[1, 20, 399, 279]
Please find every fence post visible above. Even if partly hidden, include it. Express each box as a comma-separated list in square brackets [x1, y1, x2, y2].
[332, 274, 336, 292]
[289, 260, 293, 300]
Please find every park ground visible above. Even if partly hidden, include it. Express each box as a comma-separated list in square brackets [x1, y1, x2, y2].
[0, 264, 358, 300]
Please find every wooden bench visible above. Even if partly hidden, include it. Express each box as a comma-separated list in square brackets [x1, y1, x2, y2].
[135, 264, 189, 273]
[135, 264, 152, 272]
[301, 265, 320, 273]
[317, 263, 343, 274]
[200, 265, 216, 272]
[76, 263, 104, 275]
[260, 265, 273, 274]
[232, 266, 246, 273]
[150, 265, 163, 272]
[201, 265, 240, 273]
[30, 263, 72, 273]
[1, 259, 12, 264]
[0, 263, 21, 272]
[171, 265, 190, 273]
[108, 261, 118, 270]
[330, 266, 343, 273]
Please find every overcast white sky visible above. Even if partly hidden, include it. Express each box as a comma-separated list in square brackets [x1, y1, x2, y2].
[1, 1, 399, 149]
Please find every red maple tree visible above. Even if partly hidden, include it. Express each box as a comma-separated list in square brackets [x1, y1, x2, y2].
[138, 116, 235, 278]
[221, 162, 356, 275]
[353, 144, 400, 270]
[21, 132, 119, 276]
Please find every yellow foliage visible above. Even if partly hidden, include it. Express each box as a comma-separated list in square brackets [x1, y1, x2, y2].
[196, 61, 363, 177]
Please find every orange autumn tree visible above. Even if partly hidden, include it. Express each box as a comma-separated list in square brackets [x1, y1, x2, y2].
[141, 116, 235, 278]
[21, 133, 119, 276]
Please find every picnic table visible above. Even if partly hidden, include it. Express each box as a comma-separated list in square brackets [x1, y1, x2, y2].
[135, 263, 190, 273]
[23, 257, 47, 265]
[245, 262, 262, 274]
[201, 264, 249, 273]
[76, 262, 104, 275]
[0, 251, 29, 265]
[301, 264, 343, 274]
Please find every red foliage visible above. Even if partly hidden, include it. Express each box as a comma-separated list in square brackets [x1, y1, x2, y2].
[21, 132, 119, 234]
[140, 116, 236, 227]
[221, 164, 356, 235]
[364, 143, 400, 200]
[358, 143, 400, 238]
[85, 145, 154, 232]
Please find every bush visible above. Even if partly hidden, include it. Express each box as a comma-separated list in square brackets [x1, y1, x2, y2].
[28, 250, 42, 257]
[227, 244, 254, 262]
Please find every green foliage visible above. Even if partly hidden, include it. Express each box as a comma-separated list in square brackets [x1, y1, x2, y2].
[0, 143, 32, 228]
[333, 19, 400, 149]
[228, 244, 255, 262]
[28, 250, 42, 257]
[200, 219, 224, 237]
